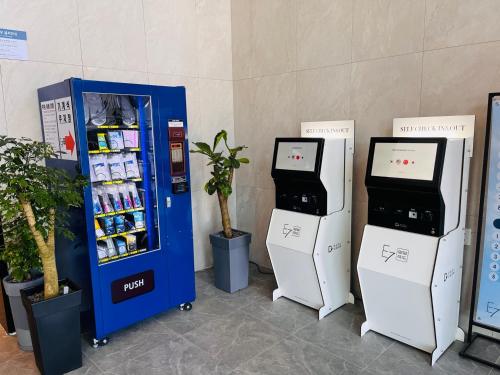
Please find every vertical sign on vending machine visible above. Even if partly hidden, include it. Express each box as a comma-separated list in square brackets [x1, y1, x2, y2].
[461, 93, 500, 369]
[38, 78, 195, 346]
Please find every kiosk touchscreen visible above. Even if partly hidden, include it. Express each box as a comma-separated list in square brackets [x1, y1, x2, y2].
[266, 121, 354, 320]
[357, 116, 475, 365]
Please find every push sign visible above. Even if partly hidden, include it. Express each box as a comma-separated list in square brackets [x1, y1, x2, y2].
[111, 270, 154, 304]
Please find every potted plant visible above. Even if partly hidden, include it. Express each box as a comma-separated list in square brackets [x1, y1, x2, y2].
[191, 130, 251, 293]
[0, 136, 86, 374]
[0, 216, 43, 351]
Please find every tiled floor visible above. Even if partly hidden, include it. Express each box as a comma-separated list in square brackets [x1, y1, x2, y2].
[2, 267, 500, 374]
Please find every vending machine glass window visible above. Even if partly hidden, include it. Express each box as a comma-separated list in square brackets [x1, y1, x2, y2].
[84, 93, 160, 264]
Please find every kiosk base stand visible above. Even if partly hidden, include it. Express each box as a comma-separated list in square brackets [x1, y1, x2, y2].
[460, 334, 500, 370]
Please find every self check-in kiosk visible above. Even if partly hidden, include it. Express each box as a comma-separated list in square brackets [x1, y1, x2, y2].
[266, 121, 355, 319]
[357, 116, 475, 365]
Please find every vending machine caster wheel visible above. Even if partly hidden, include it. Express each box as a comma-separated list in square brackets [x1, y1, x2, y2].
[179, 302, 192, 311]
[91, 337, 109, 348]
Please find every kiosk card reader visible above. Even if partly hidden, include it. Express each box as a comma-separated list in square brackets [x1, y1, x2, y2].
[266, 121, 355, 320]
[357, 116, 475, 365]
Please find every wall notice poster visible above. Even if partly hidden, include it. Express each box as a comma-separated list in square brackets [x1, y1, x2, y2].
[474, 95, 500, 328]
[40, 96, 77, 161]
[0, 28, 27, 60]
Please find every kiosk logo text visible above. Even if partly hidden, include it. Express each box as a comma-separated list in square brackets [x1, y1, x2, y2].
[486, 301, 500, 318]
[304, 127, 350, 135]
[282, 224, 301, 238]
[381, 245, 409, 263]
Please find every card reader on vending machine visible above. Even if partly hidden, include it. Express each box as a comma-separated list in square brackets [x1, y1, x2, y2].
[168, 121, 189, 194]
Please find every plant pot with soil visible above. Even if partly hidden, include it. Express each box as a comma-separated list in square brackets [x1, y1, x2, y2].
[0, 136, 86, 373]
[191, 130, 251, 293]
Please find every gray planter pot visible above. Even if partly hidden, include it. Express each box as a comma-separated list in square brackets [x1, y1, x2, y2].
[2, 275, 43, 351]
[210, 230, 251, 293]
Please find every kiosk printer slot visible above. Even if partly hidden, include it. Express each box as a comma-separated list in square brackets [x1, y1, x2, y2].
[266, 121, 355, 320]
[357, 116, 475, 365]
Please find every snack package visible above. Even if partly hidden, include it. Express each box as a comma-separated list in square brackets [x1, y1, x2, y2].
[96, 186, 113, 213]
[125, 234, 137, 252]
[108, 131, 124, 150]
[97, 133, 109, 151]
[114, 215, 126, 233]
[97, 242, 108, 260]
[122, 130, 139, 148]
[107, 154, 126, 180]
[128, 183, 142, 208]
[124, 217, 135, 232]
[102, 216, 115, 236]
[115, 238, 127, 255]
[132, 211, 145, 229]
[105, 238, 117, 257]
[119, 184, 133, 209]
[92, 187, 103, 215]
[123, 153, 140, 178]
[107, 185, 124, 211]
[95, 219, 105, 238]
[90, 154, 111, 182]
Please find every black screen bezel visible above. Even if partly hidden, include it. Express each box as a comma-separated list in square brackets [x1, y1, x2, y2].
[365, 137, 447, 191]
[271, 137, 324, 180]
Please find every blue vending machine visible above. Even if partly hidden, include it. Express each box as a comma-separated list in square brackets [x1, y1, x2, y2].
[37, 78, 195, 345]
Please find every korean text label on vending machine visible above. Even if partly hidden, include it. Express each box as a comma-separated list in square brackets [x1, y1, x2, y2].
[168, 120, 188, 194]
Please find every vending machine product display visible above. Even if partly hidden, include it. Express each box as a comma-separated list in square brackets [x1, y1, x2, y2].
[357, 116, 475, 365]
[37, 78, 195, 345]
[266, 121, 355, 320]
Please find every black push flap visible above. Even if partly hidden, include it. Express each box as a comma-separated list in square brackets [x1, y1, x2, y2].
[111, 270, 155, 304]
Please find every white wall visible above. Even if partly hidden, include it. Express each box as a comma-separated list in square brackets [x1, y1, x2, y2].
[0, 0, 235, 271]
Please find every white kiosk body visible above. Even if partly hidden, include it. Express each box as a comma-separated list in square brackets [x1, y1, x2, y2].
[357, 116, 475, 365]
[266, 121, 355, 320]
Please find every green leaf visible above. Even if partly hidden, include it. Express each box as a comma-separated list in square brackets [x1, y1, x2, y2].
[213, 130, 227, 150]
[192, 142, 212, 155]
[238, 157, 250, 164]
[220, 184, 232, 198]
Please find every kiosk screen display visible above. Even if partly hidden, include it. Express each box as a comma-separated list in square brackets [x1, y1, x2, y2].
[371, 142, 438, 181]
[274, 141, 318, 172]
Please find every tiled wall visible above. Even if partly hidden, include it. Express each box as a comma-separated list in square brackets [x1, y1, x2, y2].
[0, 0, 235, 271]
[231, 0, 500, 326]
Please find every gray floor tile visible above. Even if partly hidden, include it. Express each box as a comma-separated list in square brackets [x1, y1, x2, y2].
[435, 341, 493, 375]
[107, 333, 231, 375]
[80, 269, 499, 375]
[198, 278, 273, 309]
[242, 295, 319, 334]
[368, 342, 451, 375]
[155, 294, 234, 335]
[295, 311, 393, 369]
[232, 335, 363, 375]
[184, 311, 289, 371]
[82, 323, 179, 372]
[67, 354, 103, 375]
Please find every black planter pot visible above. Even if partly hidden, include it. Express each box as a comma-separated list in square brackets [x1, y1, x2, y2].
[21, 279, 82, 375]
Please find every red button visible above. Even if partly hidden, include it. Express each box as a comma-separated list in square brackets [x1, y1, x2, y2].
[296, 155, 300, 160]
[403, 160, 408, 165]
